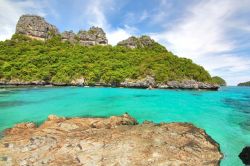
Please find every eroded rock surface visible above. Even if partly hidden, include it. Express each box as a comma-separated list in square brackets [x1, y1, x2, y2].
[0, 114, 222, 166]
[159, 80, 219, 90]
[16, 15, 59, 40]
[77, 27, 108, 46]
[117, 36, 158, 48]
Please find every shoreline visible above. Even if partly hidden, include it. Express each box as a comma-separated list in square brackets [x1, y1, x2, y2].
[0, 82, 220, 91]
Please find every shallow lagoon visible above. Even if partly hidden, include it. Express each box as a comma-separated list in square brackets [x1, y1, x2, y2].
[0, 86, 249, 165]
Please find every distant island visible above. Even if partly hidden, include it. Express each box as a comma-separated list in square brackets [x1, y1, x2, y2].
[0, 15, 226, 90]
[238, 81, 250, 86]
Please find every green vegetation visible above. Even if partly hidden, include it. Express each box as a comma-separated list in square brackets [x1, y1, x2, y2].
[238, 81, 250, 86]
[0, 34, 215, 85]
[211, 76, 226, 86]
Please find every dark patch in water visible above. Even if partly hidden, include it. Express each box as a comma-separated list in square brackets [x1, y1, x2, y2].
[239, 121, 250, 131]
[223, 98, 250, 114]
[0, 100, 29, 108]
[239, 146, 250, 165]
[133, 94, 159, 98]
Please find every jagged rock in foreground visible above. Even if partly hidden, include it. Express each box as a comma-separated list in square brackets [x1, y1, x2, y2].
[16, 15, 59, 40]
[0, 114, 222, 166]
[117, 36, 159, 48]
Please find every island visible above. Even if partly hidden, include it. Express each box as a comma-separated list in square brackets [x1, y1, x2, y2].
[0, 114, 223, 165]
[238, 81, 250, 86]
[0, 14, 226, 90]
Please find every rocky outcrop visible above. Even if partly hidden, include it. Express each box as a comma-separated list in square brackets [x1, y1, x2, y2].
[61, 30, 77, 43]
[0, 114, 222, 166]
[239, 146, 250, 165]
[16, 15, 59, 40]
[158, 80, 219, 90]
[15, 15, 108, 46]
[120, 76, 155, 88]
[70, 77, 85, 86]
[120, 77, 219, 90]
[117, 36, 157, 48]
[77, 27, 108, 46]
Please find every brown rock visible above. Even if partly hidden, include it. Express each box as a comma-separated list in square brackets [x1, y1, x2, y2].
[0, 114, 222, 166]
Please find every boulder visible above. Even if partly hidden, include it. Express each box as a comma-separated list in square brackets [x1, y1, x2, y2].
[239, 146, 250, 165]
[16, 15, 59, 40]
[0, 114, 223, 166]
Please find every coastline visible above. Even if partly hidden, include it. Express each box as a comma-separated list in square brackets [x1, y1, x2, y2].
[0, 81, 220, 91]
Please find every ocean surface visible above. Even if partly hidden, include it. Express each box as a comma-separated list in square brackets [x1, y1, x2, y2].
[0, 86, 249, 165]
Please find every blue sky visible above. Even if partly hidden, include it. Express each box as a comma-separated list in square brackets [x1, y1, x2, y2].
[0, 0, 250, 85]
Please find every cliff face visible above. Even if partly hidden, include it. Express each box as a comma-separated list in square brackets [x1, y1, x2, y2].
[15, 15, 108, 46]
[0, 114, 222, 166]
[16, 15, 59, 41]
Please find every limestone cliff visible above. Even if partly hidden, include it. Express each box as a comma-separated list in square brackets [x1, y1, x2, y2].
[15, 15, 59, 41]
[0, 114, 222, 165]
[15, 15, 108, 46]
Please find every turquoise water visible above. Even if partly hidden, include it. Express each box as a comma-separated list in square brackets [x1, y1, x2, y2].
[0, 86, 249, 165]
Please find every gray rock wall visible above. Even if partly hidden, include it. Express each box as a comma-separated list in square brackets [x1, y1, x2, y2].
[15, 15, 108, 46]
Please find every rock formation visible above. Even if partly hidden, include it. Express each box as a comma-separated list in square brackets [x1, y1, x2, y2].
[120, 77, 219, 90]
[0, 114, 222, 166]
[61, 31, 77, 44]
[158, 80, 219, 90]
[239, 146, 250, 165]
[117, 36, 158, 48]
[77, 27, 108, 46]
[15, 15, 59, 40]
[120, 76, 156, 88]
[15, 15, 108, 46]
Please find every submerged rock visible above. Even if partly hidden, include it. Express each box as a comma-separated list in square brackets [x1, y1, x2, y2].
[239, 146, 250, 165]
[0, 114, 222, 165]
[16, 15, 59, 40]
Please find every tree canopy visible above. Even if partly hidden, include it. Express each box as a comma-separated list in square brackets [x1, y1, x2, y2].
[0, 34, 217, 85]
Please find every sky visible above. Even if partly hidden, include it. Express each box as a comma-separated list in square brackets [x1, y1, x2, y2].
[0, 0, 250, 85]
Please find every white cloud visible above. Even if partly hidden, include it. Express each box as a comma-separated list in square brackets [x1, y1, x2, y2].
[0, 0, 57, 41]
[81, 0, 135, 45]
[151, 0, 250, 85]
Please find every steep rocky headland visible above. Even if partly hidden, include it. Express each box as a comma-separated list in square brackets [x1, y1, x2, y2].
[0, 14, 224, 90]
[0, 114, 223, 166]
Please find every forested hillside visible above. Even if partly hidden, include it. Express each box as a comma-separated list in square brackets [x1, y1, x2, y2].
[0, 34, 217, 86]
